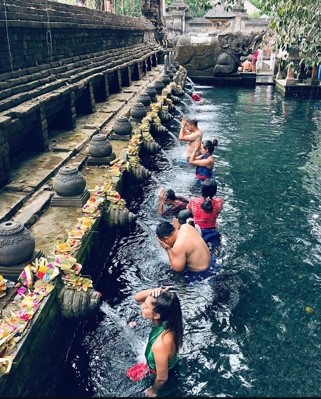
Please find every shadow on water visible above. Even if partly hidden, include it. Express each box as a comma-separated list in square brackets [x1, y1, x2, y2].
[55, 85, 321, 397]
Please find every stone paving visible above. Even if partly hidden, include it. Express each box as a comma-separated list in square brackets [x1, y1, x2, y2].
[0, 65, 165, 259]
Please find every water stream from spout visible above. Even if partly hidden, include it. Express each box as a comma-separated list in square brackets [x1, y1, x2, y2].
[167, 130, 181, 146]
[100, 301, 145, 362]
[160, 148, 173, 168]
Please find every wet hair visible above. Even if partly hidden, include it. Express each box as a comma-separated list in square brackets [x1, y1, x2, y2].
[156, 221, 175, 239]
[165, 189, 176, 201]
[152, 291, 183, 350]
[202, 139, 218, 155]
[187, 119, 198, 127]
[201, 179, 218, 212]
[177, 209, 195, 227]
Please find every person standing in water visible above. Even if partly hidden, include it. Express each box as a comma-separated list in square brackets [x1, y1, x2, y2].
[156, 221, 213, 272]
[178, 117, 202, 160]
[134, 286, 183, 397]
[189, 137, 218, 181]
[187, 178, 223, 248]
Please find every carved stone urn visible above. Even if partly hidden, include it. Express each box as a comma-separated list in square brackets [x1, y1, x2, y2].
[53, 166, 86, 197]
[130, 102, 147, 122]
[161, 74, 171, 85]
[167, 70, 174, 80]
[88, 134, 112, 158]
[137, 92, 152, 110]
[153, 80, 165, 95]
[0, 221, 35, 266]
[145, 86, 158, 102]
[112, 116, 133, 136]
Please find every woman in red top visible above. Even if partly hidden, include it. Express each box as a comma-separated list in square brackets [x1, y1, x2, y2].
[187, 179, 223, 248]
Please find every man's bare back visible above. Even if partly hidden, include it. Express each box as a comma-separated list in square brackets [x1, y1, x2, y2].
[157, 221, 211, 273]
[173, 224, 210, 272]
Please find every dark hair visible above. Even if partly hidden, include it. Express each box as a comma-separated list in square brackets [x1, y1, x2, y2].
[202, 139, 218, 155]
[156, 221, 175, 239]
[188, 119, 198, 127]
[165, 189, 176, 201]
[177, 209, 195, 227]
[201, 179, 218, 212]
[153, 291, 183, 350]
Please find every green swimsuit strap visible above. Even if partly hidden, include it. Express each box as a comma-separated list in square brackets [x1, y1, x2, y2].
[145, 323, 178, 371]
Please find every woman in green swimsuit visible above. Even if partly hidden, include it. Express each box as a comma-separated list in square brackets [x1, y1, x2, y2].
[134, 286, 183, 397]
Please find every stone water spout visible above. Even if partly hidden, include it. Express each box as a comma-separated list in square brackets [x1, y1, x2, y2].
[103, 205, 137, 228]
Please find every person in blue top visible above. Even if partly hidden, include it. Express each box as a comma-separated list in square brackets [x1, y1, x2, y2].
[188, 137, 218, 181]
[134, 286, 183, 397]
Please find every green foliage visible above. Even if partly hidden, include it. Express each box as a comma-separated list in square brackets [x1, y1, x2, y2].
[248, 10, 262, 19]
[216, 0, 321, 67]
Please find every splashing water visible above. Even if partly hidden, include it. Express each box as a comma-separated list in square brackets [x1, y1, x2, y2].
[100, 301, 146, 362]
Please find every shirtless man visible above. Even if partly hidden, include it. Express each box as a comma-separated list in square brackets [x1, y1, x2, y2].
[178, 117, 202, 160]
[156, 221, 211, 273]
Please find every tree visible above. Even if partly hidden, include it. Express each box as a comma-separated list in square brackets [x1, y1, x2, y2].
[216, 0, 321, 67]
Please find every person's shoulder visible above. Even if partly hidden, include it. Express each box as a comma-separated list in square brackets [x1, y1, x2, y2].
[214, 197, 223, 205]
[177, 195, 188, 203]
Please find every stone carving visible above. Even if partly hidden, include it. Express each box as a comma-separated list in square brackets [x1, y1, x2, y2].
[174, 30, 265, 76]
[0, 221, 35, 266]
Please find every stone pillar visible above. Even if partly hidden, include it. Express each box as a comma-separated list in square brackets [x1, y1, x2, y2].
[0, 118, 10, 186]
[69, 91, 77, 129]
[104, 74, 110, 99]
[35, 105, 49, 151]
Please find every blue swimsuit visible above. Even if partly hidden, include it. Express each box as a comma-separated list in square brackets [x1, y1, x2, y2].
[183, 254, 221, 282]
[195, 154, 213, 181]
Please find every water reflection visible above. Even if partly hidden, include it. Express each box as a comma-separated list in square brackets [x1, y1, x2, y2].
[56, 86, 321, 397]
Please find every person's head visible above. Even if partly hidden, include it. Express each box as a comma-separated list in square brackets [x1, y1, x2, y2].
[141, 290, 183, 349]
[247, 54, 253, 61]
[201, 178, 218, 211]
[186, 119, 198, 131]
[165, 189, 176, 203]
[156, 221, 177, 246]
[177, 209, 195, 227]
[200, 139, 218, 155]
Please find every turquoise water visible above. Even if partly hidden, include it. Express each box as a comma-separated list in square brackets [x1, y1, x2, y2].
[56, 85, 321, 397]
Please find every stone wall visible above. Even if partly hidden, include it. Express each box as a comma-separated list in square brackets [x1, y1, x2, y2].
[0, 0, 162, 187]
[0, 0, 155, 73]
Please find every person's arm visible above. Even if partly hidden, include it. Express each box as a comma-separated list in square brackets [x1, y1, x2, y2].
[157, 189, 166, 216]
[144, 340, 170, 397]
[134, 286, 168, 304]
[189, 155, 214, 168]
[178, 117, 188, 140]
[188, 138, 202, 164]
[180, 131, 201, 143]
[158, 239, 187, 272]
